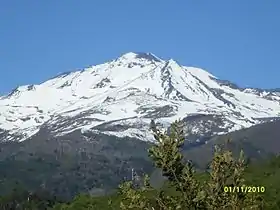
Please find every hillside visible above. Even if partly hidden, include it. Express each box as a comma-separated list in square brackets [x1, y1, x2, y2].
[1, 119, 280, 200]
[2, 128, 280, 209]
[183, 119, 280, 169]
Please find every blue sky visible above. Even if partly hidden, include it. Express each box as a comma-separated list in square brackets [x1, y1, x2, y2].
[0, 1, 279, 94]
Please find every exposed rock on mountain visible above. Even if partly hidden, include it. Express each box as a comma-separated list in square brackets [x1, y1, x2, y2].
[0, 52, 279, 143]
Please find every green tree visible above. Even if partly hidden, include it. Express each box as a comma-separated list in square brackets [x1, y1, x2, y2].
[205, 145, 263, 209]
[118, 120, 262, 210]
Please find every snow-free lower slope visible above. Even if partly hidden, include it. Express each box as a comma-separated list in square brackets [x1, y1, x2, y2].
[0, 52, 280, 142]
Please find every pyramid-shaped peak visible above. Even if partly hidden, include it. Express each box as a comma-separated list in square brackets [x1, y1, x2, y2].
[134, 52, 162, 62]
[167, 58, 179, 65]
[119, 52, 162, 62]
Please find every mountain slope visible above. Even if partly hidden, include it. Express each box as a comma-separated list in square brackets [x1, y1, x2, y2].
[183, 119, 280, 169]
[1, 53, 280, 198]
[1, 113, 280, 199]
[0, 52, 280, 142]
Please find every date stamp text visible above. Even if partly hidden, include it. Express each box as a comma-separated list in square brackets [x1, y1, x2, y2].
[224, 186, 265, 193]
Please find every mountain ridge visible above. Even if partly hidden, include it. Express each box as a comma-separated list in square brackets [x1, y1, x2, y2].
[0, 52, 280, 142]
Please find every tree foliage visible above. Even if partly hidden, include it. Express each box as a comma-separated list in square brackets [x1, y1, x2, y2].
[118, 120, 262, 209]
[0, 188, 61, 210]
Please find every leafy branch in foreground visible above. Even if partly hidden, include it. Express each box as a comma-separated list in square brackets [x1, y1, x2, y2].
[118, 120, 263, 210]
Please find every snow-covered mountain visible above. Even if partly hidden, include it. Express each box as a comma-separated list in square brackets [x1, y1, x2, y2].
[1, 52, 280, 142]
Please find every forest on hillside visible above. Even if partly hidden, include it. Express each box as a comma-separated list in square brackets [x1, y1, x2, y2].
[1, 121, 280, 209]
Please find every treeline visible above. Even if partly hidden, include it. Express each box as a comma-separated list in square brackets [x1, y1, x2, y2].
[0, 188, 63, 210]
[1, 120, 280, 209]
[2, 155, 280, 210]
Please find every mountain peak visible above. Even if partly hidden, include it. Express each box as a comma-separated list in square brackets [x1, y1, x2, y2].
[118, 52, 162, 63]
[1, 52, 280, 142]
[119, 52, 138, 60]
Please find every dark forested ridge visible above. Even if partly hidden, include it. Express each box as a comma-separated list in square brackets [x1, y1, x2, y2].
[2, 156, 280, 209]
[0, 131, 154, 200]
[184, 119, 280, 169]
[0, 120, 280, 209]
